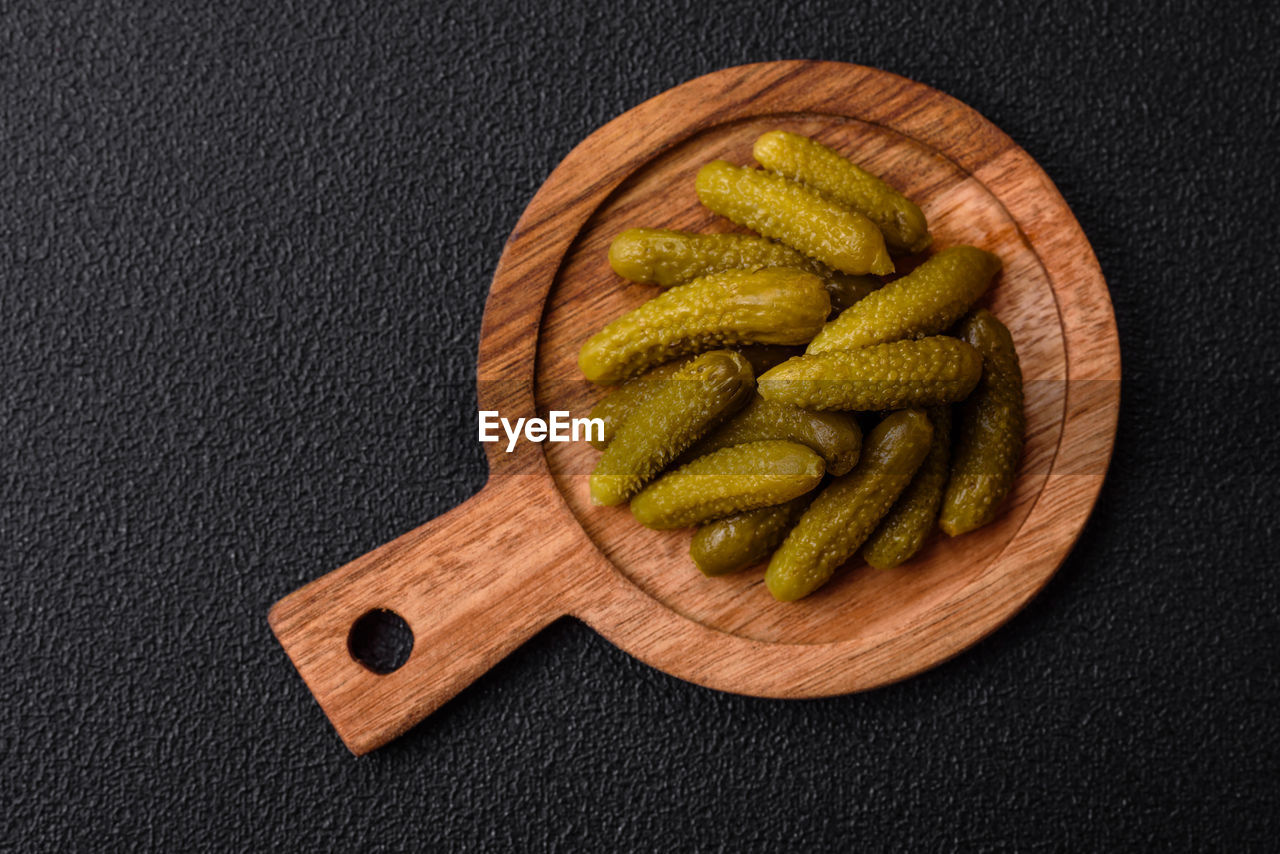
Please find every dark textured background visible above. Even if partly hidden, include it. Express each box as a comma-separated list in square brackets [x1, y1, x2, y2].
[4, 0, 1278, 850]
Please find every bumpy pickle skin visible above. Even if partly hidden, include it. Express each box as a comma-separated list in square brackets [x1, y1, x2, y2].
[591, 348, 798, 453]
[690, 496, 809, 577]
[806, 246, 1001, 354]
[578, 267, 831, 384]
[606, 228, 879, 315]
[695, 160, 894, 277]
[608, 228, 831, 286]
[757, 336, 982, 412]
[587, 358, 692, 450]
[939, 310, 1025, 536]
[861, 407, 953, 569]
[589, 351, 754, 507]
[766, 410, 934, 602]
[685, 395, 862, 475]
[588, 347, 797, 451]
[630, 440, 824, 530]
[753, 130, 932, 254]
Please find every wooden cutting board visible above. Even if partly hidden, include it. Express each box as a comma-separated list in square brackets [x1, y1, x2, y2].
[269, 61, 1121, 755]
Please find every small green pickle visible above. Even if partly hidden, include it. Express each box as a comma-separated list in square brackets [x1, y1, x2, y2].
[685, 395, 862, 475]
[588, 347, 798, 451]
[606, 227, 880, 315]
[757, 336, 982, 412]
[695, 160, 894, 276]
[630, 440, 824, 530]
[861, 407, 952, 569]
[690, 496, 809, 577]
[579, 267, 830, 384]
[806, 246, 1001, 354]
[587, 358, 692, 450]
[608, 228, 830, 285]
[939, 310, 1025, 536]
[589, 351, 753, 506]
[753, 130, 932, 254]
[766, 410, 934, 601]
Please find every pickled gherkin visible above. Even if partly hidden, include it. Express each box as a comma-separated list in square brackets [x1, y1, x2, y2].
[587, 358, 692, 450]
[685, 395, 862, 475]
[608, 228, 831, 286]
[578, 267, 830, 384]
[939, 310, 1025, 536]
[766, 410, 934, 602]
[695, 160, 894, 276]
[590, 351, 753, 507]
[690, 496, 809, 577]
[606, 227, 880, 315]
[630, 440, 824, 530]
[806, 246, 1001, 354]
[588, 348, 797, 451]
[861, 407, 952, 569]
[753, 130, 932, 254]
[757, 336, 982, 412]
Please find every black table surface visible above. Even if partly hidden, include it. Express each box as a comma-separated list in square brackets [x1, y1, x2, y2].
[5, 1, 1278, 850]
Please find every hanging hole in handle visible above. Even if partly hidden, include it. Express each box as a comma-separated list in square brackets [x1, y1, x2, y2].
[347, 608, 414, 674]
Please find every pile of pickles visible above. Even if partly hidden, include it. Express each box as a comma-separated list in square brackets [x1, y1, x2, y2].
[578, 130, 1024, 602]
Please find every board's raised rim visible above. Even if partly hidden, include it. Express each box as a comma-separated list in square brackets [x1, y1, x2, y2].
[478, 60, 1120, 698]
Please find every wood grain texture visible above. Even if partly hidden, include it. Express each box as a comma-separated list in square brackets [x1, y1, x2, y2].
[269, 61, 1120, 755]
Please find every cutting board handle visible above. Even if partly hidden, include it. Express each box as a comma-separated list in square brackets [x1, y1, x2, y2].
[268, 475, 589, 754]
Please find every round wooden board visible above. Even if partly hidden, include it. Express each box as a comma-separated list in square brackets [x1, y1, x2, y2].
[270, 62, 1120, 755]
[538, 114, 1067, 646]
